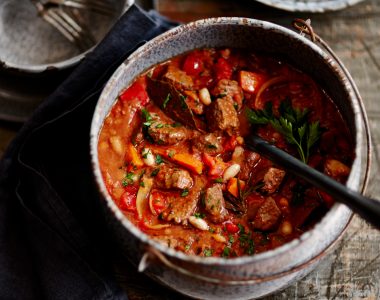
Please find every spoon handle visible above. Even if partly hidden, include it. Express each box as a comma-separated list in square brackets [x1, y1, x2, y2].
[246, 135, 380, 229]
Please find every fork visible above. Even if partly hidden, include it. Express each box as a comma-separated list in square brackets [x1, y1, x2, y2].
[31, 0, 96, 51]
[41, 0, 115, 16]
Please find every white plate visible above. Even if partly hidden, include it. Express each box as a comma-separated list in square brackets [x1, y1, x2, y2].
[254, 0, 365, 12]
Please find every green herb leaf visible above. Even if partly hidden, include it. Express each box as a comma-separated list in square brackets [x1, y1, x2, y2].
[171, 122, 182, 128]
[122, 172, 135, 186]
[141, 108, 152, 122]
[222, 247, 231, 258]
[155, 123, 164, 128]
[139, 181, 145, 187]
[163, 93, 171, 109]
[155, 154, 163, 164]
[168, 150, 175, 158]
[194, 212, 205, 219]
[204, 248, 213, 257]
[151, 168, 160, 177]
[206, 143, 218, 149]
[214, 178, 223, 183]
[181, 188, 189, 197]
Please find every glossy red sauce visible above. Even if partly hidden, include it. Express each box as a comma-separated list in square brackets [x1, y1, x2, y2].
[98, 48, 354, 258]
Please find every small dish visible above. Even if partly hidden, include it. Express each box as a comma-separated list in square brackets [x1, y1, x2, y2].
[0, 0, 133, 74]
[254, 0, 365, 12]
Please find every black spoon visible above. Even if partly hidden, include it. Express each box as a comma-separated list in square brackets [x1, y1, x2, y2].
[245, 134, 380, 229]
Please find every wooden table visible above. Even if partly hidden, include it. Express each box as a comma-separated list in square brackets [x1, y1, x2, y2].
[1, 0, 380, 299]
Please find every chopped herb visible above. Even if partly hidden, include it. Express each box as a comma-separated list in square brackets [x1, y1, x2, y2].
[151, 168, 160, 177]
[155, 154, 163, 164]
[184, 244, 191, 251]
[168, 150, 175, 158]
[141, 108, 152, 122]
[194, 212, 205, 219]
[222, 247, 231, 258]
[233, 102, 238, 110]
[217, 93, 227, 98]
[158, 212, 164, 220]
[142, 149, 150, 159]
[246, 100, 322, 163]
[122, 172, 135, 186]
[209, 227, 216, 233]
[206, 143, 218, 149]
[237, 223, 245, 234]
[228, 235, 235, 244]
[171, 122, 182, 128]
[214, 178, 223, 183]
[181, 188, 189, 197]
[139, 181, 145, 187]
[162, 93, 171, 109]
[204, 248, 213, 257]
[143, 121, 152, 127]
[155, 123, 164, 128]
[179, 94, 188, 110]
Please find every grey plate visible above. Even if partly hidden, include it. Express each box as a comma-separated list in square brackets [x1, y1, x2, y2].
[0, 0, 133, 122]
[254, 0, 365, 12]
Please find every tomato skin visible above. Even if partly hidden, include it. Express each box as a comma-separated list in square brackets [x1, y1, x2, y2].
[183, 53, 204, 76]
[119, 78, 149, 105]
[214, 57, 232, 82]
[150, 191, 167, 215]
[119, 185, 139, 211]
[225, 222, 239, 234]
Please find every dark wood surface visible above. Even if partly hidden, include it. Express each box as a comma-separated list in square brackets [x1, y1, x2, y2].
[1, 0, 380, 299]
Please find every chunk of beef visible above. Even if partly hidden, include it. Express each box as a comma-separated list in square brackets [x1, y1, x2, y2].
[206, 97, 239, 135]
[251, 197, 281, 231]
[163, 66, 193, 91]
[192, 133, 223, 155]
[147, 113, 193, 145]
[262, 167, 286, 194]
[184, 90, 204, 115]
[239, 151, 261, 181]
[204, 184, 228, 223]
[212, 79, 244, 109]
[155, 166, 193, 190]
[162, 177, 206, 224]
[324, 159, 350, 182]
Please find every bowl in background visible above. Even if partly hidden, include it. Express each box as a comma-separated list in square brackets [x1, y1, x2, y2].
[0, 0, 133, 74]
[90, 17, 369, 299]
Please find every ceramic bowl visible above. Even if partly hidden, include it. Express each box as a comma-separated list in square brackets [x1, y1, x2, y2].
[90, 17, 370, 299]
[0, 0, 133, 74]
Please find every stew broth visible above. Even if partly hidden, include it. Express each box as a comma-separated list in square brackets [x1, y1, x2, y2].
[98, 48, 354, 258]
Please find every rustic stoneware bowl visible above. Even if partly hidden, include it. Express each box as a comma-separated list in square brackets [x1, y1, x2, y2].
[90, 18, 369, 299]
[0, 0, 133, 74]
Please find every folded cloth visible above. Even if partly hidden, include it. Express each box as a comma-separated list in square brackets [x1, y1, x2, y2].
[0, 5, 178, 300]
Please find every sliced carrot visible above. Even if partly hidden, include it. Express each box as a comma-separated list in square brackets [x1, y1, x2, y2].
[172, 153, 203, 175]
[125, 143, 144, 167]
[227, 178, 246, 198]
[239, 70, 264, 93]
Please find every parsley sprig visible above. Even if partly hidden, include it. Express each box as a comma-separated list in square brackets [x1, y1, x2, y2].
[246, 100, 322, 163]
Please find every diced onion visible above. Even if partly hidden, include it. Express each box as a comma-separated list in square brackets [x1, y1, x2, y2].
[136, 176, 153, 219]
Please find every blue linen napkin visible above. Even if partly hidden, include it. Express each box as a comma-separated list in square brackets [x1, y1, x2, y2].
[0, 5, 178, 299]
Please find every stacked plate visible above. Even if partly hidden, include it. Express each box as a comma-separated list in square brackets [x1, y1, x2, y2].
[0, 0, 133, 121]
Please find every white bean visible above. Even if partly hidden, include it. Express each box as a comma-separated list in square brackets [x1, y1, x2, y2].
[142, 148, 155, 166]
[223, 164, 241, 181]
[232, 146, 244, 163]
[109, 136, 124, 155]
[189, 216, 209, 231]
[199, 88, 212, 106]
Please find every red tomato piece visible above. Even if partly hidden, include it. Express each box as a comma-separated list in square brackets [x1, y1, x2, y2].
[119, 78, 149, 105]
[119, 185, 139, 211]
[214, 57, 232, 82]
[202, 153, 228, 178]
[225, 222, 239, 234]
[150, 191, 167, 215]
[223, 136, 237, 152]
[183, 53, 204, 76]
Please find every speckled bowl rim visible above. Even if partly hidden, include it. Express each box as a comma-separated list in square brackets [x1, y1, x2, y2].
[254, 0, 365, 12]
[90, 17, 366, 270]
[0, 0, 134, 74]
